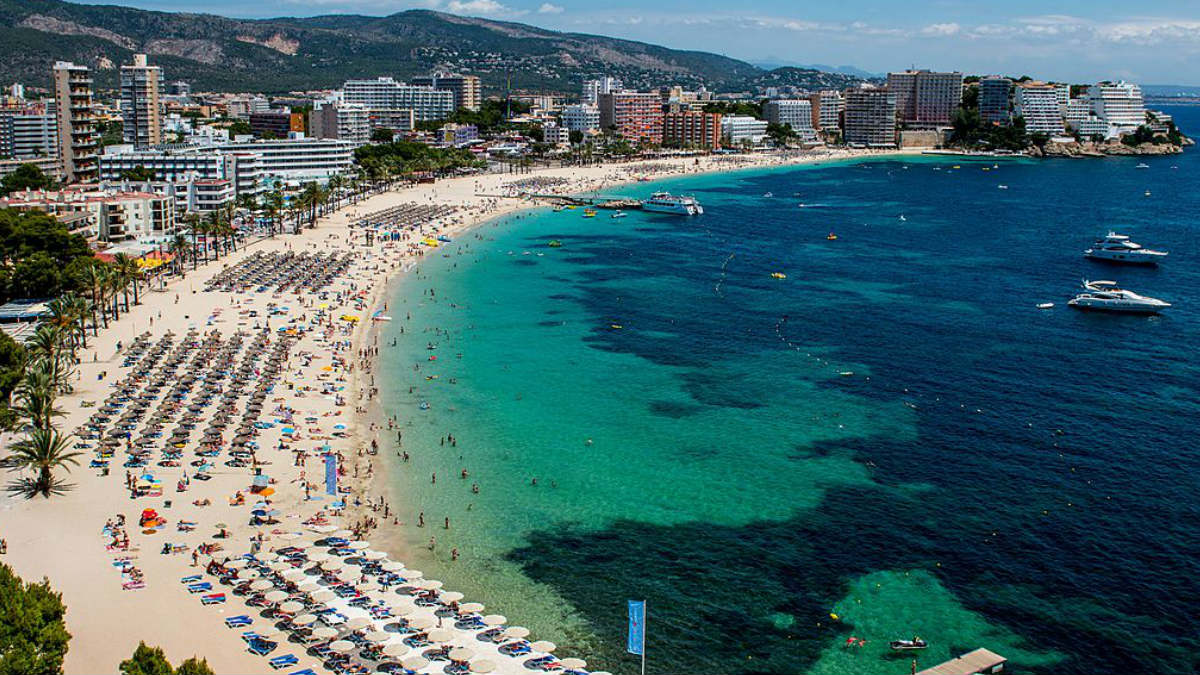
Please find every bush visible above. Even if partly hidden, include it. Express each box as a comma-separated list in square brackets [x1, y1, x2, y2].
[0, 563, 71, 675]
[120, 643, 173, 675]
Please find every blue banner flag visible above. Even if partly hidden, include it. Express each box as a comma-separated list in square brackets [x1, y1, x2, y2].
[324, 454, 338, 496]
[627, 600, 646, 656]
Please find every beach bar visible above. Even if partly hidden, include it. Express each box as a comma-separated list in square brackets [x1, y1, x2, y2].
[917, 648, 1007, 675]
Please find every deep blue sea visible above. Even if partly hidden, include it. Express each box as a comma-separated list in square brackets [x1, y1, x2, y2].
[377, 106, 1200, 674]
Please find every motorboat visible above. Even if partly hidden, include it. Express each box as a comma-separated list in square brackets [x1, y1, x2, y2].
[547, 240, 563, 248]
[1084, 233, 1167, 265]
[641, 192, 703, 216]
[826, 233, 838, 241]
[770, 272, 787, 279]
[1136, 163, 1150, 169]
[1037, 303, 1055, 310]
[1068, 280, 1171, 314]
[890, 639, 928, 651]
[582, 209, 597, 218]
[611, 211, 627, 219]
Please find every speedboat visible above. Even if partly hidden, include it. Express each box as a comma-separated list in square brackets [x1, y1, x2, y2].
[641, 192, 703, 216]
[1084, 233, 1167, 265]
[582, 209, 596, 218]
[770, 272, 787, 279]
[611, 211, 627, 219]
[1136, 163, 1150, 169]
[1068, 280, 1171, 314]
[890, 639, 928, 651]
[826, 233, 838, 241]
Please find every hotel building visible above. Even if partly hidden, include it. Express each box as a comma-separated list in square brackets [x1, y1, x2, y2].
[411, 74, 482, 112]
[887, 70, 963, 127]
[662, 111, 722, 148]
[1014, 84, 1067, 136]
[52, 61, 100, 183]
[843, 88, 897, 147]
[764, 100, 815, 139]
[342, 78, 454, 122]
[120, 54, 164, 148]
[560, 104, 600, 132]
[978, 77, 1012, 125]
[1089, 82, 1146, 133]
[598, 92, 663, 144]
[809, 90, 844, 132]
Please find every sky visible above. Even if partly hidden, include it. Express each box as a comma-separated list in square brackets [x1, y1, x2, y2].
[73, 0, 1200, 85]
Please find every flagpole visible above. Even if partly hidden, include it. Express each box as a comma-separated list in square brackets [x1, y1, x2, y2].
[641, 599, 647, 675]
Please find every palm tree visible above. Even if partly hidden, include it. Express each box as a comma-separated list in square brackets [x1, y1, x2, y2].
[5, 427, 81, 498]
[264, 190, 284, 238]
[46, 294, 87, 352]
[112, 253, 139, 310]
[12, 359, 64, 430]
[168, 233, 189, 278]
[82, 261, 108, 333]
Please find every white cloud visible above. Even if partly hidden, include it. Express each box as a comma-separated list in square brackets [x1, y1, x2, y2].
[537, 2, 563, 13]
[444, 0, 522, 16]
[921, 22, 960, 36]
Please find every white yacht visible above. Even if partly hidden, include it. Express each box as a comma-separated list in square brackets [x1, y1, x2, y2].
[641, 192, 703, 216]
[1068, 280, 1171, 314]
[1084, 233, 1168, 265]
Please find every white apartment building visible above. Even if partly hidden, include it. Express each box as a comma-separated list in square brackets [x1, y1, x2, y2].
[1014, 85, 1066, 136]
[342, 78, 454, 121]
[1089, 82, 1146, 133]
[810, 90, 843, 131]
[0, 102, 58, 159]
[721, 115, 768, 145]
[227, 96, 270, 120]
[542, 123, 570, 145]
[0, 186, 175, 241]
[582, 76, 623, 105]
[978, 77, 1012, 125]
[560, 104, 600, 132]
[310, 102, 370, 144]
[764, 100, 815, 138]
[99, 146, 262, 197]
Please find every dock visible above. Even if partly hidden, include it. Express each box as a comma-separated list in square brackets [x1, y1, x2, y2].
[917, 648, 1007, 675]
[475, 192, 642, 209]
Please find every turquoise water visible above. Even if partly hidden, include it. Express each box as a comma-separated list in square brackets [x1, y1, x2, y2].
[377, 109, 1200, 674]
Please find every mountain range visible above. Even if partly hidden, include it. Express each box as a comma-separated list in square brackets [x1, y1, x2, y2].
[0, 0, 866, 95]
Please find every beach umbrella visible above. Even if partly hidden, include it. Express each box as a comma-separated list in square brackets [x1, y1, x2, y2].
[328, 640, 356, 654]
[269, 560, 293, 573]
[310, 590, 335, 603]
[559, 658, 587, 670]
[365, 631, 390, 643]
[321, 559, 345, 571]
[307, 551, 331, 563]
[365, 550, 387, 561]
[225, 558, 249, 569]
[278, 532, 302, 541]
[382, 561, 405, 572]
[337, 569, 362, 584]
[311, 627, 338, 640]
[469, 660, 496, 674]
[277, 600, 304, 614]
[387, 602, 415, 617]
[449, 647, 475, 661]
[481, 615, 506, 626]
[292, 614, 318, 627]
[426, 628, 453, 644]
[264, 590, 288, 603]
[458, 602, 484, 614]
[402, 569, 424, 580]
[401, 655, 429, 671]
[238, 569, 261, 580]
[348, 541, 370, 550]
[281, 568, 306, 581]
[440, 591, 464, 603]
[357, 581, 380, 592]
[530, 641, 556, 653]
[420, 580, 443, 591]
[310, 524, 337, 534]
[502, 627, 530, 640]
[256, 626, 284, 641]
[298, 581, 321, 593]
[346, 617, 371, 631]
[383, 642, 408, 657]
[590, 671, 614, 675]
[250, 579, 274, 591]
[407, 616, 435, 631]
[332, 529, 354, 538]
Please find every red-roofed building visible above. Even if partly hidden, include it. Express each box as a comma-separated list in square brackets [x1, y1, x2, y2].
[0, 187, 175, 242]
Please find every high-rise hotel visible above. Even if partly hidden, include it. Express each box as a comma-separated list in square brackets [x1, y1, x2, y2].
[52, 61, 99, 183]
[120, 53, 164, 148]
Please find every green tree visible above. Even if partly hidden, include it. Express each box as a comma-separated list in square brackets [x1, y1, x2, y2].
[0, 164, 53, 196]
[5, 426, 80, 498]
[174, 657, 214, 675]
[371, 127, 394, 142]
[120, 166, 157, 182]
[120, 642, 173, 675]
[226, 120, 252, 136]
[0, 563, 70, 675]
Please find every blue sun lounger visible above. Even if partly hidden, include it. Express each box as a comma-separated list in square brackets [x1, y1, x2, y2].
[248, 638, 277, 656]
[200, 593, 226, 605]
[180, 574, 203, 584]
[289, 669, 317, 675]
[225, 615, 253, 628]
[269, 654, 299, 669]
[187, 582, 212, 593]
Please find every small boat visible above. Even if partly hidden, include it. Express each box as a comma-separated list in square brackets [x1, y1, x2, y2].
[826, 233, 838, 241]
[1136, 163, 1150, 169]
[763, 192, 774, 198]
[583, 209, 597, 218]
[611, 211, 627, 219]
[547, 240, 563, 248]
[566, 205, 577, 210]
[553, 206, 564, 212]
[998, 185, 1008, 190]
[890, 639, 928, 651]
[437, 235, 451, 242]
[770, 272, 787, 279]
[839, 371, 854, 377]
[1144, 190, 1152, 197]
[1037, 303, 1054, 310]
[898, 215, 906, 222]
[1068, 280, 1171, 314]
[419, 402, 430, 410]
[610, 324, 622, 329]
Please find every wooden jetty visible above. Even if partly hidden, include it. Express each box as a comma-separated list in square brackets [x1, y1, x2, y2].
[917, 648, 1007, 675]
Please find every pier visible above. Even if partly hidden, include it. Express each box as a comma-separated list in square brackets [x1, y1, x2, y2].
[917, 648, 1007, 675]
[475, 192, 642, 209]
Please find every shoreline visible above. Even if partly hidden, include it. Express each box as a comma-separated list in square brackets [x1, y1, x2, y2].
[0, 146, 917, 674]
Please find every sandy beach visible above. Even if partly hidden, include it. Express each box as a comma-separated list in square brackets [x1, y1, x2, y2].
[0, 146, 908, 674]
